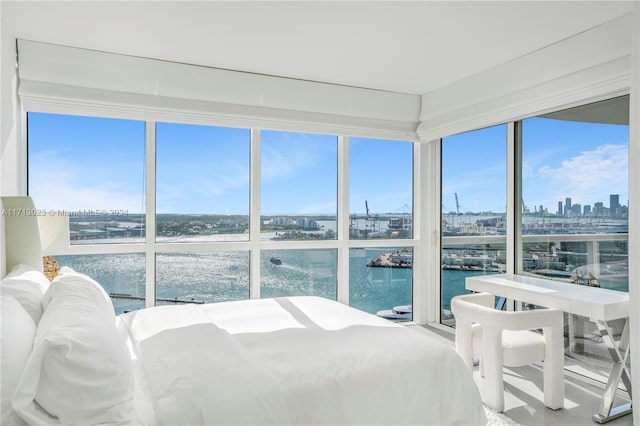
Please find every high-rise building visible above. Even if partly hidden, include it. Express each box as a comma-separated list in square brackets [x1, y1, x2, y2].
[557, 201, 563, 216]
[572, 204, 581, 216]
[610, 194, 620, 217]
[594, 202, 604, 216]
[583, 205, 591, 215]
[564, 197, 572, 216]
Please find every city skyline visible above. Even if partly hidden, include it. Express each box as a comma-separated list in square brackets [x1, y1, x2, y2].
[442, 116, 629, 215]
[443, 192, 628, 217]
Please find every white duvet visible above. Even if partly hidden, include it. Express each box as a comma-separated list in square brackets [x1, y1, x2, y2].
[117, 296, 486, 426]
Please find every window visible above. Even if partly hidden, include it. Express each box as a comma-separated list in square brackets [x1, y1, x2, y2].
[156, 252, 250, 304]
[28, 113, 146, 314]
[27, 113, 418, 319]
[156, 123, 250, 242]
[28, 113, 146, 244]
[260, 249, 337, 299]
[348, 137, 414, 320]
[520, 96, 629, 292]
[440, 125, 507, 325]
[349, 138, 413, 240]
[349, 247, 413, 320]
[260, 131, 337, 241]
[519, 95, 630, 386]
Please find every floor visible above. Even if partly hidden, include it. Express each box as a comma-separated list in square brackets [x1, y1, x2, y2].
[410, 325, 633, 426]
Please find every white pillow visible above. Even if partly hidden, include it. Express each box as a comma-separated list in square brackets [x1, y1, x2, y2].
[12, 276, 134, 425]
[0, 294, 35, 426]
[43, 266, 115, 321]
[0, 263, 50, 323]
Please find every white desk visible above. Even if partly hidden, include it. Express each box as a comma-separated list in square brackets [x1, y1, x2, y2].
[466, 274, 631, 424]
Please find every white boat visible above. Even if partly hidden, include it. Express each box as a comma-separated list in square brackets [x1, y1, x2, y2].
[377, 305, 412, 321]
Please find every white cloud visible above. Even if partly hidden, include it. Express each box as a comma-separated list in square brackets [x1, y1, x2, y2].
[260, 133, 330, 181]
[536, 144, 628, 206]
[29, 151, 145, 213]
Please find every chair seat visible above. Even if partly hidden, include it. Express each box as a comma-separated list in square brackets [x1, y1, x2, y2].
[472, 324, 545, 367]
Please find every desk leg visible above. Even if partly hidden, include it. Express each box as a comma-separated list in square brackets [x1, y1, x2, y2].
[592, 319, 632, 423]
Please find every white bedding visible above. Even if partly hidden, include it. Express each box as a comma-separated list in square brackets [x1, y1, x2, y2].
[118, 296, 486, 426]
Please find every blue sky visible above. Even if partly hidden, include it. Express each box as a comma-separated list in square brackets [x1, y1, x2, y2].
[28, 113, 412, 215]
[28, 112, 628, 215]
[442, 118, 629, 214]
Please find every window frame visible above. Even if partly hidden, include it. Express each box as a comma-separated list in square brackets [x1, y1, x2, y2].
[434, 96, 630, 330]
[25, 113, 419, 314]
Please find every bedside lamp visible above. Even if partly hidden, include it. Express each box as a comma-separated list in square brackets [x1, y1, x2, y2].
[37, 213, 70, 281]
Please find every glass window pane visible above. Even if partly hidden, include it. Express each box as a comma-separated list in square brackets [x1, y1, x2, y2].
[156, 252, 249, 305]
[520, 95, 629, 388]
[260, 249, 337, 299]
[260, 131, 337, 241]
[28, 112, 146, 244]
[521, 96, 629, 292]
[349, 138, 413, 239]
[54, 254, 145, 315]
[156, 123, 250, 242]
[440, 241, 506, 326]
[440, 124, 507, 325]
[349, 247, 413, 321]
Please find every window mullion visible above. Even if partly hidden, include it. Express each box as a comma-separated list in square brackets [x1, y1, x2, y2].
[249, 129, 261, 299]
[421, 140, 439, 325]
[337, 135, 349, 305]
[145, 121, 157, 308]
[507, 121, 519, 277]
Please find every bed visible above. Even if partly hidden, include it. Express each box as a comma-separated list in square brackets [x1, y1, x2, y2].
[1, 196, 487, 425]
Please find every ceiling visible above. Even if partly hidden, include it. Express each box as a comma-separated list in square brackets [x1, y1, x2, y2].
[1, 1, 634, 95]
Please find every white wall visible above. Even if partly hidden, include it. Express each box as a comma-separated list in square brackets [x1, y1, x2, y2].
[417, 13, 632, 141]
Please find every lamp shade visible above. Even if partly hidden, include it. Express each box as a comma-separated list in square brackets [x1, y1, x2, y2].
[37, 213, 70, 255]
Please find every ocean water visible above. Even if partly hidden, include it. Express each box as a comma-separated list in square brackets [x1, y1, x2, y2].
[51, 249, 627, 323]
[55, 247, 413, 317]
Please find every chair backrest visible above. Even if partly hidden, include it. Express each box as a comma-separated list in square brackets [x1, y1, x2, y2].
[451, 292, 563, 331]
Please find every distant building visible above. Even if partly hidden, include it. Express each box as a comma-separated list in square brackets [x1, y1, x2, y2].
[610, 194, 620, 217]
[583, 205, 591, 215]
[296, 217, 320, 229]
[271, 216, 294, 226]
[557, 201, 563, 216]
[594, 202, 604, 216]
[571, 204, 581, 216]
[564, 197, 572, 216]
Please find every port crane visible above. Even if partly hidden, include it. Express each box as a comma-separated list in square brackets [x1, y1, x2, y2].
[364, 200, 380, 237]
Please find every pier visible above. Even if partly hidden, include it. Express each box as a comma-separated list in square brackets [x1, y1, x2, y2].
[367, 250, 413, 268]
[109, 293, 205, 304]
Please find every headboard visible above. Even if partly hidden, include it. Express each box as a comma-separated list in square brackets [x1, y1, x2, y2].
[1, 196, 44, 277]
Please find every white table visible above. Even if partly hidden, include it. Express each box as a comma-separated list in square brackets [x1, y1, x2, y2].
[466, 274, 631, 424]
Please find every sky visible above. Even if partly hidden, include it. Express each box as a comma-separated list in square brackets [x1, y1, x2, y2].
[442, 117, 629, 215]
[27, 113, 413, 215]
[28, 111, 628, 216]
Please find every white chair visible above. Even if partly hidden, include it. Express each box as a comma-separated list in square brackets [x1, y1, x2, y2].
[451, 292, 564, 413]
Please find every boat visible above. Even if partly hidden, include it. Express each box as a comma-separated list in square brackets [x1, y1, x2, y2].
[269, 257, 282, 265]
[376, 305, 412, 321]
